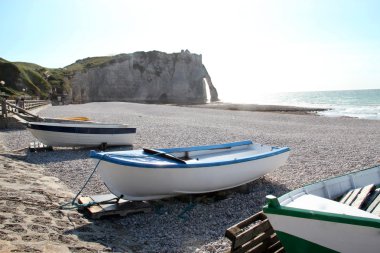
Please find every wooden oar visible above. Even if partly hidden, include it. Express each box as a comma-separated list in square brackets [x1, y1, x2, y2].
[143, 148, 187, 164]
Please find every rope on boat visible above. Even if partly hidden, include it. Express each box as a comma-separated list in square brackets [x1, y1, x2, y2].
[60, 151, 167, 210]
[60, 150, 188, 210]
[60, 159, 102, 210]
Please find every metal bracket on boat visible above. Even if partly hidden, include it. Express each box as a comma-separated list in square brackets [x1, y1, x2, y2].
[115, 195, 123, 203]
[99, 142, 107, 151]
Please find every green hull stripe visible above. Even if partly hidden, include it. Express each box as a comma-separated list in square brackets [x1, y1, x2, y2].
[263, 205, 380, 229]
[276, 231, 339, 253]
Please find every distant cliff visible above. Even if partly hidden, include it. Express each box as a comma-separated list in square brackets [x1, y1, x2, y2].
[0, 51, 218, 104]
[69, 51, 218, 104]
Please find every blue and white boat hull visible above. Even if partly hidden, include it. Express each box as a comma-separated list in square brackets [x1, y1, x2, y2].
[90, 141, 290, 200]
[27, 122, 136, 147]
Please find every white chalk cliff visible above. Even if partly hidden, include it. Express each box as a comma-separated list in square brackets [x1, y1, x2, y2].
[70, 50, 218, 104]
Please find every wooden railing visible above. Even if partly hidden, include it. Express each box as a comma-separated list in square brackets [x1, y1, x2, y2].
[1, 99, 49, 117]
[6, 100, 49, 111]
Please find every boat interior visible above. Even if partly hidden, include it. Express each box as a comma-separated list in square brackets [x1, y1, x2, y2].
[278, 166, 380, 218]
[286, 188, 380, 219]
[166, 143, 275, 163]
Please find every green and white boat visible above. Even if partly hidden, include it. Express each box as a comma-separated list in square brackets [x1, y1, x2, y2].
[263, 165, 380, 253]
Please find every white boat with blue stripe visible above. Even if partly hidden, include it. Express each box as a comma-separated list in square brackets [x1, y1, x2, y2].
[27, 121, 136, 147]
[90, 140, 290, 200]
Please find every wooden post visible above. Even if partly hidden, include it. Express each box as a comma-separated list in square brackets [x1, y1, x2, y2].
[1, 97, 7, 118]
[0, 81, 6, 118]
[1, 96, 8, 128]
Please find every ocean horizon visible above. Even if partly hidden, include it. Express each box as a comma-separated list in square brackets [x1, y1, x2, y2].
[220, 89, 380, 120]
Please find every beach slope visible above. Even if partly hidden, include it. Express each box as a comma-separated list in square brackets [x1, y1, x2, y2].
[0, 102, 379, 252]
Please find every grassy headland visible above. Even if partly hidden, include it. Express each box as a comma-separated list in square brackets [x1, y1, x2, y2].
[0, 54, 132, 99]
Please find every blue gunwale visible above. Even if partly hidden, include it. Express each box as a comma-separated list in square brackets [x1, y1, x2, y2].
[159, 140, 253, 153]
[90, 140, 290, 169]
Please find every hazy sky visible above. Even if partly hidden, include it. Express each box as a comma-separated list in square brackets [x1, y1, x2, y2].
[1, 0, 379, 101]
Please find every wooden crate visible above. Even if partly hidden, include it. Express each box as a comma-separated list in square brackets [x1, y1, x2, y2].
[225, 211, 284, 253]
[78, 194, 152, 219]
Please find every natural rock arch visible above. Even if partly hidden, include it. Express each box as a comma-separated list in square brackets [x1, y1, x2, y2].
[69, 51, 219, 104]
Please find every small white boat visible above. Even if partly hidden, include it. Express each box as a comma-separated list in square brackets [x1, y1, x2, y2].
[90, 140, 290, 200]
[264, 165, 380, 253]
[26, 121, 136, 147]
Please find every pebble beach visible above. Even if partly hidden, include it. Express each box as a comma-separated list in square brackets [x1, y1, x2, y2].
[1, 102, 379, 253]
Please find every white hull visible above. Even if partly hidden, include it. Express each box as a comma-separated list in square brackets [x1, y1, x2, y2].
[27, 122, 136, 147]
[29, 128, 135, 147]
[93, 142, 290, 200]
[267, 213, 380, 253]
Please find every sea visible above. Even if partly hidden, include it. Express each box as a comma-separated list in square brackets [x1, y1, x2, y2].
[222, 89, 380, 120]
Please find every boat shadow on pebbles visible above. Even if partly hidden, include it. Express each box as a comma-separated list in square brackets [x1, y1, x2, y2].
[63, 178, 290, 253]
[172, 177, 291, 205]
[23, 145, 134, 164]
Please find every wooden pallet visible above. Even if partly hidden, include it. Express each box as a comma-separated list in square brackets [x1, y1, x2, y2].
[225, 211, 284, 253]
[78, 194, 152, 219]
[29, 141, 53, 152]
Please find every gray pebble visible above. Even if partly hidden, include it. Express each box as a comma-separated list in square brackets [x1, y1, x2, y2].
[1, 102, 379, 252]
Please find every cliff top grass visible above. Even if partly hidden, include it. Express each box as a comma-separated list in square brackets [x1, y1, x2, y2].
[0, 60, 53, 98]
[64, 51, 175, 72]
[0, 55, 123, 98]
[65, 56, 114, 72]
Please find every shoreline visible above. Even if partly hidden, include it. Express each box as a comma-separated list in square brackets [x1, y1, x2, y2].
[182, 101, 327, 114]
[1, 102, 379, 252]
